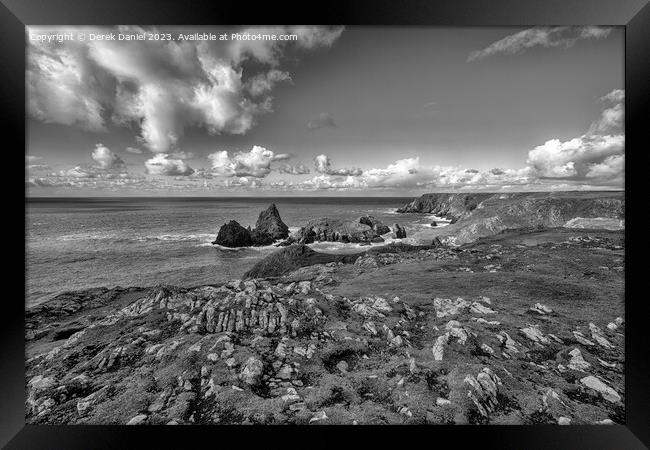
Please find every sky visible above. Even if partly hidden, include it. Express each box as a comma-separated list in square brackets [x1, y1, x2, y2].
[25, 25, 624, 196]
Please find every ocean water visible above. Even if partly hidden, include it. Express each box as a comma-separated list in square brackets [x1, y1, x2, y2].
[26, 197, 449, 306]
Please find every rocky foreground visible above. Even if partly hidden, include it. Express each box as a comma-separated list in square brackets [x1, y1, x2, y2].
[25, 226, 624, 425]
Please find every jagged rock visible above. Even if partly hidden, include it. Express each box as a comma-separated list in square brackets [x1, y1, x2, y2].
[580, 375, 621, 403]
[393, 223, 407, 239]
[126, 414, 148, 425]
[255, 204, 289, 240]
[358, 216, 391, 235]
[464, 367, 502, 419]
[213, 220, 252, 248]
[528, 303, 553, 315]
[589, 323, 614, 349]
[240, 357, 264, 385]
[567, 348, 591, 371]
[433, 297, 470, 318]
[520, 326, 550, 345]
[573, 331, 595, 346]
[470, 302, 496, 314]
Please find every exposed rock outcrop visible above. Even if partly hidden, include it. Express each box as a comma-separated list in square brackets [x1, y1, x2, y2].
[213, 204, 289, 248]
[358, 216, 391, 235]
[25, 227, 625, 425]
[255, 204, 289, 240]
[280, 218, 382, 246]
[393, 223, 407, 239]
[397, 192, 624, 246]
[397, 193, 493, 220]
[212, 221, 252, 247]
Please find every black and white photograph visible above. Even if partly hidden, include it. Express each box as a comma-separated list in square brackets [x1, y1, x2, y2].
[24, 25, 626, 426]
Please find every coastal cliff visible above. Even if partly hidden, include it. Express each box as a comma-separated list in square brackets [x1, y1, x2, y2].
[397, 192, 624, 245]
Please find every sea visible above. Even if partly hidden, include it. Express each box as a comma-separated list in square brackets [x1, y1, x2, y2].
[26, 197, 450, 306]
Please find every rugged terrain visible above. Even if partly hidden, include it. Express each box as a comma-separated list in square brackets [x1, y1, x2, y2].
[26, 227, 624, 425]
[398, 191, 624, 245]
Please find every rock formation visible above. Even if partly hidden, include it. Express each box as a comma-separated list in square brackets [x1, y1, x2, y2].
[213, 204, 289, 248]
[25, 226, 625, 425]
[213, 221, 252, 247]
[397, 192, 624, 246]
[255, 204, 289, 240]
[393, 223, 407, 239]
[280, 218, 383, 246]
[358, 216, 391, 235]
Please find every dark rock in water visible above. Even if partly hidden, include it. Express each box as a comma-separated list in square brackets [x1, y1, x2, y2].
[358, 215, 391, 235]
[431, 221, 438, 227]
[371, 236, 385, 243]
[280, 218, 381, 246]
[250, 229, 275, 246]
[244, 244, 357, 278]
[393, 223, 407, 239]
[213, 220, 252, 247]
[255, 203, 289, 240]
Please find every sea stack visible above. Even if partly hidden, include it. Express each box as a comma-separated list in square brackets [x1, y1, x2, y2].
[213, 220, 252, 247]
[255, 203, 289, 240]
[393, 223, 407, 239]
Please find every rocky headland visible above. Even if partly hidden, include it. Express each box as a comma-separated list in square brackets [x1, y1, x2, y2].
[397, 191, 624, 246]
[26, 223, 624, 425]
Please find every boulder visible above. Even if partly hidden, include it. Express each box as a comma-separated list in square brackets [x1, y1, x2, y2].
[213, 220, 252, 248]
[393, 224, 407, 239]
[358, 216, 391, 235]
[431, 221, 437, 227]
[255, 204, 289, 240]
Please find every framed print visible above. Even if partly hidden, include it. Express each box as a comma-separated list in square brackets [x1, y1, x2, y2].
[1, 0, 648, 447]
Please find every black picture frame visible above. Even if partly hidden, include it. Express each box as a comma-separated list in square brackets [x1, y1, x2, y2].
[3, 0, 648, 448]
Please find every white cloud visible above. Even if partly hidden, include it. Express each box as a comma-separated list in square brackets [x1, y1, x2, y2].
[314, 154, 362, 176]
[526, 89, 624, 182]
[91, 143, 125, 169]
[125, 147, 143, 154]
[208, 145, 287, 178]
[308, 112, 336, 130]
[246, 70, 292, 96]
[468, 26, 612, 62]
[27, 25, 344, 154]
[145, 153, 194, 176]
[279, 163, 310, 175]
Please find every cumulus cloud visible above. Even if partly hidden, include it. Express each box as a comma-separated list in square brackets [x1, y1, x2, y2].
[208, 145, 288, 178]
[91, 143, 125, 169]
[314, 154, 362, 176]
[299, 157, 535, 191]
[278, 163, 310, 175]
[468, 26, 612, 62]
[125, 147, 143, 154]
[526, 89, 624, 182]
[27, 25, 344, 154]
[308, 113, 336, 130]
[145, 153, 194, 176]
